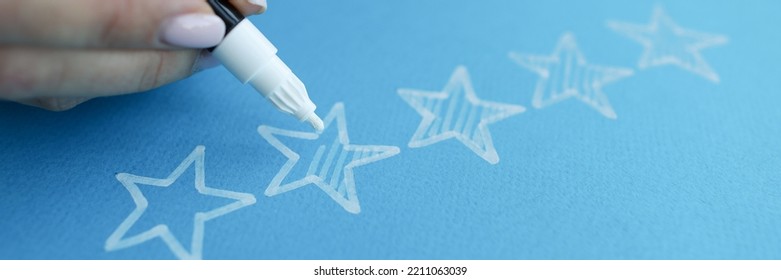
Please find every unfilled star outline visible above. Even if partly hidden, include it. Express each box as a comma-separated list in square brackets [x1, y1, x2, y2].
[258, 103, 400, 214]
[398, 66, 526, 165]
[509, 33, 634, 119]
[105, 146, 256, 260]
[607, 5, 729, 83]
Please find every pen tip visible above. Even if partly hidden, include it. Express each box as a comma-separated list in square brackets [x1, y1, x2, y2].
[306, 114, 324, 132]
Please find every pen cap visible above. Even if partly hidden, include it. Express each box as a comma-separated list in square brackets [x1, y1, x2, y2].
[211, 20, 278, 85]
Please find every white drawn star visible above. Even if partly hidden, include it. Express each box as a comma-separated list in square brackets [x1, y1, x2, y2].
[258, 103, 400, 214]
[509, 33, 634, 119]
[105, 146, 256, 259]
[398, 66, 525, 164]
[607, 5, 729, 83]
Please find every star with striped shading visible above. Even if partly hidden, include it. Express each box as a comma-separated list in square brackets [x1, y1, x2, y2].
[607, 5, 729, 83]
[509, 33, 634, 119]
[258, 103, 400, 214]
[398, 66, 525, 165]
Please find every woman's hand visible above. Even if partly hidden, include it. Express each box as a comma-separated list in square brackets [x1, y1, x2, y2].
[0, 0, 267, 111]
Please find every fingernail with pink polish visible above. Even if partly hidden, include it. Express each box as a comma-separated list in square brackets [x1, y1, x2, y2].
[248, 0, 268, 13]
[160, 14, 225, 48]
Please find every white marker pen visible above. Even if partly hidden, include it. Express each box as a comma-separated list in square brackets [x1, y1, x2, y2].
[206, 0, 323, 131]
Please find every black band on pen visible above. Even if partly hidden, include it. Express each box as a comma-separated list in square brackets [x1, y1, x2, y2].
[207, 0, 245, 32]
[206, 0, 245, 51]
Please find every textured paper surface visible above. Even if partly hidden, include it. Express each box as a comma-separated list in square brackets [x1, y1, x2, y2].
[2, 0, 781, 259]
